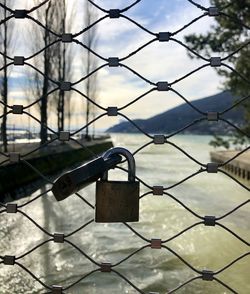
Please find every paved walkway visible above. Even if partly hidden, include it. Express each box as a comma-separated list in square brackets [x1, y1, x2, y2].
[0, 136, 110, 164]
[211, 150, 250, 180]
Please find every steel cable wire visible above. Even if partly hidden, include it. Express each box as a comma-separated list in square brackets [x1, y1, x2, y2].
[0, 0, 249, 293]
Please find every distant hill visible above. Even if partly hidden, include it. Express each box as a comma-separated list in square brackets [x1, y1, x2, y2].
[107, 91, 245, 135]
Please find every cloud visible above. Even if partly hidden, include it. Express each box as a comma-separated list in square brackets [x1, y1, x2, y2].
[91, 3, 223, 128]
[4, 0, 225, 131]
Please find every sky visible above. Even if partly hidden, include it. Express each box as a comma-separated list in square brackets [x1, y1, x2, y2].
[1, 0, 226, 132]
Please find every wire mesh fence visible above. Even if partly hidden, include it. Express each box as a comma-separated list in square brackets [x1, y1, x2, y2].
[0, 0, 249, 293]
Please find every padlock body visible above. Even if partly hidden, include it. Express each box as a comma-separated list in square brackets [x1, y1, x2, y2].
[95, 180, 139, 223]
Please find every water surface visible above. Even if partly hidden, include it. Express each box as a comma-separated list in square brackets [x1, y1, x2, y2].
[0, 134, 249, 293]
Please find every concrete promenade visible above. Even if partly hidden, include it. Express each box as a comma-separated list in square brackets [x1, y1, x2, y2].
[0, 135, 111, 164]
[210, 150, 250, 180]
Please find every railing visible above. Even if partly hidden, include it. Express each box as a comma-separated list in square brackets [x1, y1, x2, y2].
[0, 0, 249, 293]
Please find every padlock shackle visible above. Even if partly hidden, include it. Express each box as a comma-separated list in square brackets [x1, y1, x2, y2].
[102, 147, 136, 182]
[52, 153, 122, 201]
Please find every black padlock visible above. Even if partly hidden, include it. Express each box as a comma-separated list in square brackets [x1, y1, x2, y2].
[95, 147, 140, 223]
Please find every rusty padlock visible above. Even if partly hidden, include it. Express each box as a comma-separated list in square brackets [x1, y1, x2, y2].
[95, 147, 140, 223]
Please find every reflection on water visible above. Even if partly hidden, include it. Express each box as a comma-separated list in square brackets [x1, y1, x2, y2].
[0, 134, 249, 293]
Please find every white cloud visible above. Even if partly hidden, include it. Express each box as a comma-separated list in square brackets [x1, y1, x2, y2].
[95, 0, 137, 10]
[91, 4, 223, 128]
[5, 0, 226, 131]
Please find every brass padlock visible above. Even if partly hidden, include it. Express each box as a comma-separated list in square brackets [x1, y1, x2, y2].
[95, 147, 140, 223]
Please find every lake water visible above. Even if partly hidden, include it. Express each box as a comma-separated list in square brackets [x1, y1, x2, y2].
[0, 134, 249, 294]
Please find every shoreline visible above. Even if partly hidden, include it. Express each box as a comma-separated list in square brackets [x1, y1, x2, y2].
[210, 150, 250, 181]
[0, 140, 113, 202]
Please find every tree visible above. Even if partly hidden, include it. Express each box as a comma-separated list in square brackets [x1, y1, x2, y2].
[185, 0, 250, 142]
[28, 0, 75, 137]
[209, 135, 230, 149]
[0, 0, 15, 152]
[82, 0, 98, 140]
[29, 0, 62, 145]
[57, 0, 74, 132]
[57, 0, 66, 132]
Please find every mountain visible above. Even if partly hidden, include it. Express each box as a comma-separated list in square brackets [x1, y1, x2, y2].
[107, 91, 245, 135]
